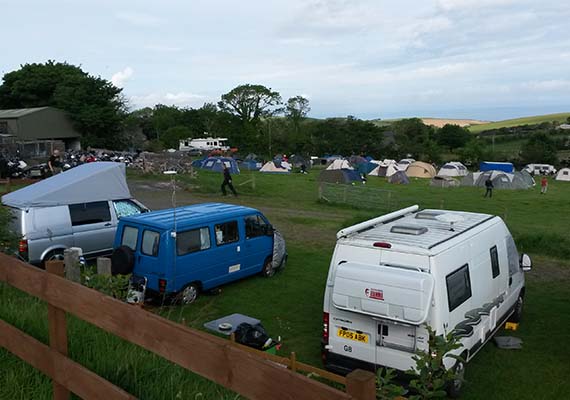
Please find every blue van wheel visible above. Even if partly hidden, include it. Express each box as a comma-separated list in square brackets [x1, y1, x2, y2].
[177, 283, 199, 305]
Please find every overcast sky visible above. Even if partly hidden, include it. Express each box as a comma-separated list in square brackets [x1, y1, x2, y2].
[1, 0, 569, 121]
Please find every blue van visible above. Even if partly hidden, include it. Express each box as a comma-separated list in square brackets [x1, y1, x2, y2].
[112, 203, 286, 304]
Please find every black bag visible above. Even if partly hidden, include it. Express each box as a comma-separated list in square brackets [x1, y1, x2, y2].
[234, 323, 270, 350]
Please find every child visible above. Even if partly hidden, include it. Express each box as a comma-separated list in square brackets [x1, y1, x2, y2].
[540, 176, 548, 194]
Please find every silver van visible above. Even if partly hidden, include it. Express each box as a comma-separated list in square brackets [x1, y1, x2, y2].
[2, 162, 148, 265]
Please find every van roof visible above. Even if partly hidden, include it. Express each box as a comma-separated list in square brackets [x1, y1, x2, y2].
[119, 203, 260, 230]
[340, 208, 497, 255]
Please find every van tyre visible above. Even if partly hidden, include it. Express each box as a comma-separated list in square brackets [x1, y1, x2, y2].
[111, 246, 135, 275]
[42, 250, 64, 268]
[177, 283, 199, 305]
[262, 258, 275, 278]
[509, 292, 524, 323]
[447, 359, 466, 399]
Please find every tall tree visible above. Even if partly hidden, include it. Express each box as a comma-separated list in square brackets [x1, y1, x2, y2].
[285, 96, 311, 153]
[520, 133, 558, 165]
[0, 61, 126, 148]
[437, 124, 470, 151]
[218, 84, 282, 125]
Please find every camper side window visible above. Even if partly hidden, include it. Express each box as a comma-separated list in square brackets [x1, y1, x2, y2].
[69, 201, 111, 226]
[141, 230, 160, 257]
[446, 264, 472, 312]
[490, 246, 500, 279]
[177, 227, 211, 255]
[214, 221, 239, 245]
[245, 215, 267, 239]
[506, 236, 520, 276]
[121, 226, 139, 250]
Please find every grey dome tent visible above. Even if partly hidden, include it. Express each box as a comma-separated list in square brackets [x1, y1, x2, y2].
[460, 172, 483, 187]
[387, 171, 410, 184]
[474, 170, 531, 190]
[319, 169, 362, 184]
[430, 175, 460, 188]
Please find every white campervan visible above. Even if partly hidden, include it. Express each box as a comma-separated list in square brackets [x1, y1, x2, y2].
[322, 205, 531, 396]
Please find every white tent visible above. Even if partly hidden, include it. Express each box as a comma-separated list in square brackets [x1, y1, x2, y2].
[259, 161, 291, 174]
[397, 158, 415, 171]
[555, 168, 570, 181]
[326, 159, 353, 170]
[369, 163, 400, 177]
[437, 162, 468, 177]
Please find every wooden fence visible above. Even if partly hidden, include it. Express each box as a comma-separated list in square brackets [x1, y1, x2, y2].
[0, 253, 377, 400]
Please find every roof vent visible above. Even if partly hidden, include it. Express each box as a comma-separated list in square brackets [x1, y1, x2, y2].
[415, 211, 444, 220]
[390, 225, 428, 235]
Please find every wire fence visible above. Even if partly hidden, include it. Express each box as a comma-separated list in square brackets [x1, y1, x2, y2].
[318, 183, 407, 212]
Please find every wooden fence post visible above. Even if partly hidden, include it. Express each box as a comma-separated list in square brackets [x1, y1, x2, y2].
[289, 352, 297, 372]
[46, 260, 70, 400]
[346, 369, 376, 400]
[97, 257, 112, 276]
[63, 248, 81, 283]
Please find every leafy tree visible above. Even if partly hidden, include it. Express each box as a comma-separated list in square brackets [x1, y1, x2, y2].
[458, 139, 487, 167]
[437, 124, 470, 151]
[520, 133, 558, 165]
[392, 118, 436, 159]
[218, 84, 282, 125]
[285, 96, 310, 129]
[0, 61, 126, 148]
[161, 126, 193, 149]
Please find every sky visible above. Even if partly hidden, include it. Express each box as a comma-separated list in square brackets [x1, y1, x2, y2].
[1, 0, 569, 121]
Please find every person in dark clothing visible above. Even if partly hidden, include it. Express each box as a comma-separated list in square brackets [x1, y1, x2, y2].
[48, 149, 62, 175]
[221, 165, 237, 196]
[484, 176, 493, 198]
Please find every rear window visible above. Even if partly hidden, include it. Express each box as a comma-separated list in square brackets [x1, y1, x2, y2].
[121, 226, 139, 250]
[141, 230, 160, 256]
[446, 264, 472, 312]
[214, 221, 239, 245]
[69, 201, 111, 226]
[177, 227, 211, 255]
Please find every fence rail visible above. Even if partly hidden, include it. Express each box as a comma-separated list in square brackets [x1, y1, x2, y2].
[0, 253, 376, 400]
[319, 182, 403, 212]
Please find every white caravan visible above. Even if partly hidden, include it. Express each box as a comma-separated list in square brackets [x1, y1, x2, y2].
[523, 164, 557, 176]
[179, 136, 230, 152]
[322, 205, 531, 396]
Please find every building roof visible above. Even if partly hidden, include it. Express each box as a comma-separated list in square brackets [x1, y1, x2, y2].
[0, 107, 50, 119]
[120, 203, 260, 231]
[340, 208, 497, 255]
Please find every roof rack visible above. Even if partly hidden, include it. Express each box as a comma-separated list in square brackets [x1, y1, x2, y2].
[336, 205, 419, 239]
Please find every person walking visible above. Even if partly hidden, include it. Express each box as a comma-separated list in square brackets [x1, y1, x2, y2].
[540, 175, 548, 194]
[484, 176, 494, 198]
[221, 165, 237, 196]
[48, 149, 62, 175]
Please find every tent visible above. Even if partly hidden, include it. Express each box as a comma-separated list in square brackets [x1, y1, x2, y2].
[406, 161, 437, 178]
[326, 159, 353, 170]
[2, 162, 131, 208]
[555, 168, 570, 181]
[387, 171, 410, 184]
[437, 162, 468, 177]
[396, 158, 415, 171]
[473, 170, 531, 190]
[200, 157, 240, 174]
[460, 172, 483, 187]
[239, 159, 262, 171]
[289, 155, 311, 170]
[430, 176, 460, 188]
[516, 170, 536, 187]
[369, 163, 400, 177]
[479, 161, 514, 173]
[319, 169, 362, 184]
[259, 161, 291, 174]
[349, 156, 377, 175]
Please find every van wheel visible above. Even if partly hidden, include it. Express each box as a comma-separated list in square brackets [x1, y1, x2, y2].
[176, 283, 199, 305]
[42, 250, 64, 268]
[261, 258, 275, 278]
[447, 359, 466, 399]
[509, 293, 524, 323]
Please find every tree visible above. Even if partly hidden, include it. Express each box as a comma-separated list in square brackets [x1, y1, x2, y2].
[285, 96, 310, 129]
[0, 61, 126, 148]
[218, 84, 282, 125]
[161, 126, 193, 149]
[437, 124, 470, 151]
[520, 133, 558, 165]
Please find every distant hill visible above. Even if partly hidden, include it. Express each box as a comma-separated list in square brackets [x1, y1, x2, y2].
[469, 112, 570, 133]
[370, 117, 488, 128]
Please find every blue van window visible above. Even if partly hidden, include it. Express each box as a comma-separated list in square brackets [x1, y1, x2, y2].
[214, 221, 239, 246]
[177, 227, 211, 256]
[245, 215, 267, 239]
[142, 230, 160, 256]
[121, 226, 139, 250]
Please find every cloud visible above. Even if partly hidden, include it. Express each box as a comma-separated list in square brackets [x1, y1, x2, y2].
[115, 12, 164, 27]
[437, 0, 518, 12]
[520, 80, 570, 92]
[130, 92, 207, 108]
[144, 45, 183, 52]
[111, 67, 134, 88]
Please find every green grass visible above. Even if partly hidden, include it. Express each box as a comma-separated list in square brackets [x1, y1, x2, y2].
[1, 170, 570, 399]
[469, 112, 570, 133]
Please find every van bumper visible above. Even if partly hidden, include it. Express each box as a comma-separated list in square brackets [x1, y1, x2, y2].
[321, 344, 375, 375]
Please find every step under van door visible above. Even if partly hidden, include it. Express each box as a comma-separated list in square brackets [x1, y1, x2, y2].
[375, 320, 416, 371]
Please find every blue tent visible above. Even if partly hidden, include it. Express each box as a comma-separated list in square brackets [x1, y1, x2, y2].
[479, 161, 514, 173]
[239, 159, 262, 171]
[191, 157, 206, 168]
[200, 157, 240, 174]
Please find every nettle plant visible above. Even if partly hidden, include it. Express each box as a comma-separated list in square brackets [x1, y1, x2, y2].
[82, 268, 131, 300]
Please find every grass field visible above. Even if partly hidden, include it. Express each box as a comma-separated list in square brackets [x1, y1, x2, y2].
[469, 112, 570, 133]
[1, 170, 569, 399]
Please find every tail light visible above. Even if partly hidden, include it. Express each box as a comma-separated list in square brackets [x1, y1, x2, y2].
[322, 312, 330, 344]
[18, 239, 28, 260]
[158, 279, 167, 293]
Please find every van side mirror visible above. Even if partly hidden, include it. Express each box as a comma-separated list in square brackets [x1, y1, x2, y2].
[265, 224, 275, 236]
[520, 253, 532, 272]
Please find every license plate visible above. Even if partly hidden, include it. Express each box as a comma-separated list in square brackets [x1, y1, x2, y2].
[337, 328, 369, 343]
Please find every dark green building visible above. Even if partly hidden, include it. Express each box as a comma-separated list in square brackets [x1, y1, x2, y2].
[0, 107, 80, 149]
